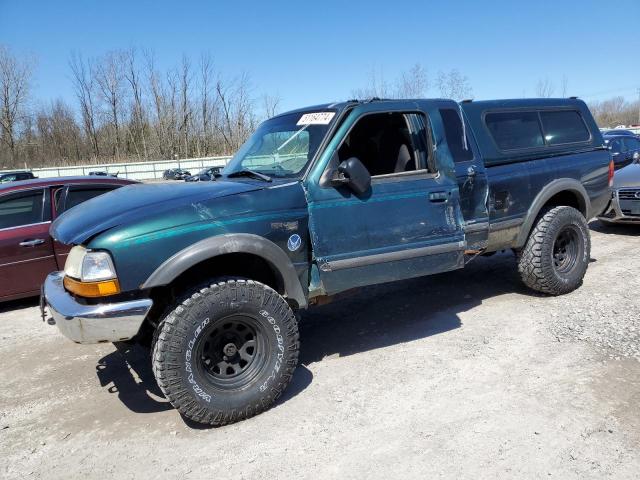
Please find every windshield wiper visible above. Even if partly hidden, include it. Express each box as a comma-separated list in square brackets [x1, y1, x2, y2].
[226, 169, 272, 182]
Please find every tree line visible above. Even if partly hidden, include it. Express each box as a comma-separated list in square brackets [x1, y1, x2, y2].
[0, 45, 276, 169]
[2, 44, 638, 170]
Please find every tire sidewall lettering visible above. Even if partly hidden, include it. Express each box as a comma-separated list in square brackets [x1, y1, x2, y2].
[185, 317, 212, 403]
[258, 309, 285, 392]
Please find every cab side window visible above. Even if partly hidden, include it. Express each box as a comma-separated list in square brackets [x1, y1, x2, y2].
[337, 112, 430, 176]
[0, 189, 45, 229]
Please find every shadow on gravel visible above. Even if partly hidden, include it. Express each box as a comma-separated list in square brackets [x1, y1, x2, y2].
[299, 250, 525, 365]
[0, 296, 39, 314]
[93, 251, 526, 422]
[96, 343, 172, 414]
[589, 220, 640, 236]
[95, 342, 314, 422]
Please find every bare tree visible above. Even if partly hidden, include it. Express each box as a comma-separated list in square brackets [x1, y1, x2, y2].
[178, 55, 192, 157]
[351, 65, 391, 99]
[145, 51, 169, 157]
[536, 77, 555, 98]
[261, 93, 280, 119]
[0, 45, 33, 165]
[352, 63, 431, 100]
[396, 63, 428, 98]
[69, 52, 100, 159]
[123, 48, 147, 160]
[560, 75, 569, 97]
[198, 52, 214, 156]
[36, 99, 82, 162]
[437, 69, 473, 100]
[94, 51, 127, 159]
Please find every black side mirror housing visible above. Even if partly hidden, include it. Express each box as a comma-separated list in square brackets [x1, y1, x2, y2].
[332, 157, 371, 195]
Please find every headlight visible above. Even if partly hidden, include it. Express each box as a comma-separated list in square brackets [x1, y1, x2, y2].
[63, 246, 120, 297]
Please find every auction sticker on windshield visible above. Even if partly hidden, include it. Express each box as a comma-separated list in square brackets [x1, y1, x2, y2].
[297, 112, 335, 125]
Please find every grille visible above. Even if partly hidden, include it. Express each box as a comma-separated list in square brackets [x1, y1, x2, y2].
[618, 189, 640, 201]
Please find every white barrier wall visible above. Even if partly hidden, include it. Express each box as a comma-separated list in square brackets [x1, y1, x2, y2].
[2, 156, 232, 181]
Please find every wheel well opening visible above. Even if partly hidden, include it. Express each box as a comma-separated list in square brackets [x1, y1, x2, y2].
[541, 190, 586, 218]
[515, 189, 588, 251]
[145, 253, 285, 329]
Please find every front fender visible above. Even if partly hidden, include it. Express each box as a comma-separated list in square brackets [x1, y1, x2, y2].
[141, 233, 307, 308]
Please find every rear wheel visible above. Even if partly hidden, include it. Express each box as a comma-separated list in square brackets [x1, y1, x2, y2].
[517, 206, 590, 295]
[152, 278, 299, 425]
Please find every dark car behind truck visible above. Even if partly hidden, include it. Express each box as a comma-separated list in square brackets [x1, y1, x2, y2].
[42, 98, 611, 426]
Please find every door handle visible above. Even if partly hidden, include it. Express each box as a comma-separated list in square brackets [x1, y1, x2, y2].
[19, 238, 45, 247]
[429, 191, 449, 203]
[467, 165, 477, 177]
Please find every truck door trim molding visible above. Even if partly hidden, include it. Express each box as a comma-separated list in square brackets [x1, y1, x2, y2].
[141, 233, 307, 308]
[514, 178, 590, 248]
[323, 240, 465, 271]
[489, 217, 524, 232]
[464, 220, 490, 233]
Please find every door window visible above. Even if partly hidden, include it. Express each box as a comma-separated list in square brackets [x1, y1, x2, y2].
[337, 112, 430, 176]
[0, 189, 45, 229]
[64, 186, 118, 211]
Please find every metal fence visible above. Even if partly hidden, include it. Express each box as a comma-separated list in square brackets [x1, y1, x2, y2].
[1, 156, 232, 181]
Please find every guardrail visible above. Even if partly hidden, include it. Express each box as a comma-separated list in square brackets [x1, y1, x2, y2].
[1, 156, 233, 181]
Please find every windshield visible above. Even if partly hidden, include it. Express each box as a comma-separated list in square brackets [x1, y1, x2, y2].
[224, 111, 336, 178]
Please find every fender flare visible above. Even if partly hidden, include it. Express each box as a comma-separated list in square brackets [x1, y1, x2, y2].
[141, 233, 307, 308]
[514, 178, 591, 248]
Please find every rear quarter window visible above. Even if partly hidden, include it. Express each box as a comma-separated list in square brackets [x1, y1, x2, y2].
[540, 110, 590, 145]
[485, 111, 545, 150]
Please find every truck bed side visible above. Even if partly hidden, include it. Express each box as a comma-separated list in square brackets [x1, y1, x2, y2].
[461, 99, 611, 252]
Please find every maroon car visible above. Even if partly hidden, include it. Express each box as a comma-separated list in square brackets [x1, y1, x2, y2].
[0, 176, 137, 302]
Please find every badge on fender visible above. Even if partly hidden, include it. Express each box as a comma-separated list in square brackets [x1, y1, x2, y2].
[287, 234, 302, 252]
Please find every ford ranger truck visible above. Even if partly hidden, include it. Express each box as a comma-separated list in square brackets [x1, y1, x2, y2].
[42, 98, 612, 426]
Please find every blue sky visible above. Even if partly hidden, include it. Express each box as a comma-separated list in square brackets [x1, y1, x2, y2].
[1, 0, 639, 111]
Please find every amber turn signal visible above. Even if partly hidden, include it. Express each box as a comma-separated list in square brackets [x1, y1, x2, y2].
[63, 276, 121, 298]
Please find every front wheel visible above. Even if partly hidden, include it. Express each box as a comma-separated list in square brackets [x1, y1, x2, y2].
[517, 206, 590, 295]
[152, 279, 299, 426]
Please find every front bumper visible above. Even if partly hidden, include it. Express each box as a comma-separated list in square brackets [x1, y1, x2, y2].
[597, 189, 640, 224]
[41, 272, 153, 344]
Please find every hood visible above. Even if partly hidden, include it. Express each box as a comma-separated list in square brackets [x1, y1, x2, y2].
[51, 180, 263, 245]
[614, 163, 640, 189]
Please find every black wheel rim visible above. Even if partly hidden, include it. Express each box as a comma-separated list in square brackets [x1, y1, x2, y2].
[552, 225, 581, 275]
[195, 315, 269, 390]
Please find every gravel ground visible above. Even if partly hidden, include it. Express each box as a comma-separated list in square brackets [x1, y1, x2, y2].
[0, 221, 639, 479]
[547, 222, 640, 361]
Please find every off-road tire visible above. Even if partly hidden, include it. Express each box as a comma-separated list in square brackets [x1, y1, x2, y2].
[517, 206, 590, 295]
[152, 278, 299, 426]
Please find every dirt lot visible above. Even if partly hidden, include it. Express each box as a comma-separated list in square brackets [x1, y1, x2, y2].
[1, 222, 639, 479]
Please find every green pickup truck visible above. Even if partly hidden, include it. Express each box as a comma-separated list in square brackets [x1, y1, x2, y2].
[43, 98, 612, 425]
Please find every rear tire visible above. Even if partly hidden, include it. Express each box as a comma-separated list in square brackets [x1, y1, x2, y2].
[152, 278, 299, 426]
[517, 206, 590, 295]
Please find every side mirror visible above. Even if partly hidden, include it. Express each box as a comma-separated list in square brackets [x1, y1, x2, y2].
[633, 151, 640, 162]
[331, 157, 371, 195]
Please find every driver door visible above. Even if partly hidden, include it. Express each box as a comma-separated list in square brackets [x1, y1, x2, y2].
[306, 102, 465, 295]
